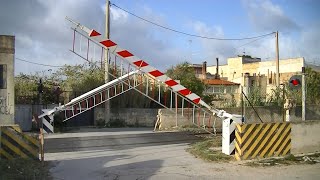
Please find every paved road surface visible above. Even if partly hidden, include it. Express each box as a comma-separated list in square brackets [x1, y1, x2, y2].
[45, 128, 320, 180]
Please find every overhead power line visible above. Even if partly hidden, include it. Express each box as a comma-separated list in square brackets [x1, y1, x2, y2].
[235, 34, 271, 49]
[110, 2, 275, 40]
[16, 57, 64, 67]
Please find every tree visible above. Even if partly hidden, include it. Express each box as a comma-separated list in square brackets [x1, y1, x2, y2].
[306, 67, 320, 104]
[49, 63, 104, 103]
[267, 67, 320, 106]
[15, 73, 38, 104]
[53, 63, 104, 93]
[14, 73, 58, 104]
[15, 61, 209, 108]
[166, 62, 205, 97]
[51, 62, 155, 108]
[247, 86, 265, 106]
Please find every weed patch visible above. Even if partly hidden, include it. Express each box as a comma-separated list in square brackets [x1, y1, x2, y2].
[245, 153, 320, 167]
[187, 136, 232, 162]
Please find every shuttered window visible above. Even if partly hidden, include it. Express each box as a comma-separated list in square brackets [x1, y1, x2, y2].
[0, 64, 7, 89]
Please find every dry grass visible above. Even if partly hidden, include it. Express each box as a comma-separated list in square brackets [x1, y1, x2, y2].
[245, 153, 320, 167]
[187, 135, 233, 162]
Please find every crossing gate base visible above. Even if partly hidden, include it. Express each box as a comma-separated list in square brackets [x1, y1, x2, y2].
[0, 125, 40, 160]
[235, 122, 291, 160]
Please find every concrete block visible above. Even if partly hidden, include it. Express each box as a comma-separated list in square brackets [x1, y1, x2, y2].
[291, 120, 320, 154]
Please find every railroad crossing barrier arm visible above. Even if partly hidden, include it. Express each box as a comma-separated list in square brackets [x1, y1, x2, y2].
[64, 17, 244, 156]
[37, 70, 139, 133]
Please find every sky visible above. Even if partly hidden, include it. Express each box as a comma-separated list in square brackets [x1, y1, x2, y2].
[0, 0, 319, 75]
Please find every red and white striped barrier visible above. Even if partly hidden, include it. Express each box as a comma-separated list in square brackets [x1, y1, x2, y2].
[66, 17, 203, 106]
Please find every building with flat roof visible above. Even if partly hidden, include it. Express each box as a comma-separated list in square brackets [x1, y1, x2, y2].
[190, 55, 319, 106]
[207, 56, 308, 97]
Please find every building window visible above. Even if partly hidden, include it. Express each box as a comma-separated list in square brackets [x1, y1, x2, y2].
[0, 64, 7, 89]
[206, 87, 214, 93]
[226, 86, 232, 94]
[213, 86, 224, 94]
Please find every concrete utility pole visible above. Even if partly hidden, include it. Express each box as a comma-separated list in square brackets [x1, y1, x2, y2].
[302, 66, 306, 121]
[275, 31, 280, 87]
[105, 0, 110, 124]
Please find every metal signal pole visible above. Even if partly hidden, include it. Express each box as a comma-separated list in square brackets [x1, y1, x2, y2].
[105, 0, 110, 125]
[302, 66, 306, 121]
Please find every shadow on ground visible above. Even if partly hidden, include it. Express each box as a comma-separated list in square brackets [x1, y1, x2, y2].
[49, 153, 164, 180]
[45, 131, 202, 153]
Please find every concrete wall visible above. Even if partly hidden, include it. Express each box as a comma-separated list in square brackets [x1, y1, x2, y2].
[157, 105, 320, 130]
[13, 105, 158, 130]
[157, 108, 222, 131]
[13, 104, 319, 131]
[291, 120, 320, 154]
[0, 35, 15, 125]
[94, 108, 158, 127]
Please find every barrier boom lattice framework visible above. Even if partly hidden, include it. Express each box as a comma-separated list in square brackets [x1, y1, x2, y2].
[60, 17, 220, 132]
[67, 17, 207, 107]
[38, 18, 221, 133]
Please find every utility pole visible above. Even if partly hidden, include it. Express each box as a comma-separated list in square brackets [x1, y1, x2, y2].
[105, 0, 110, 125]
[275, 31, 280, 87]
[282, 84, 285, 122]
[302, 66, 306, 121]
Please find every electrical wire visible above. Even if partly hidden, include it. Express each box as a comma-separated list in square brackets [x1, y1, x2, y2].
[15, 57, 64, 67]
[235, 34, 271, 49]
[189, 33, 273, 61]
[110, 2, 275, 40]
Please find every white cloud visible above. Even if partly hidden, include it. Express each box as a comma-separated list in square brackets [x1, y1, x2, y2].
[300, 23, 320, 60]
[1, 0, 318, 76]
[191, 21, 237, 64]
[236, 33, 300, 60]
[105, 6, 129, 22]
[191, 21, 319, 65]
[233, 25, 320, 63]
[243, 0, 300, 32]
[239, 0, 319, 63]
[0, 0, 182, 74]
[15, 34, 33, 48]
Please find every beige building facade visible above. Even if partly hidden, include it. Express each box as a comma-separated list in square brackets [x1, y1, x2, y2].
[207, 56, 306, 97]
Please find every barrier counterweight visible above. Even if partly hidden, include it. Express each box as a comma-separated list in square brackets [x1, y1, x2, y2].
[0, 125, 40, 160]
[235, 122, 291, 160]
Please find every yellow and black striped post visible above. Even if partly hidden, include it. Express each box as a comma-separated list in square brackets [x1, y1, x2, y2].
[0, 125, 40, 160]
[235, 122, 291, 160]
